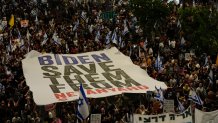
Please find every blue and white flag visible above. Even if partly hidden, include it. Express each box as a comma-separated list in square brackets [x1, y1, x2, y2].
[208, 69, 213, 84]
[122, 25, 129, 36]
[154, 21, 157, 29]
[35, 15, 39, 25]
[177, 98, 185, 113]
[118, 0, 123, 5]
[154, 86, 164, 102]
[144, 38, 148, 49]
[26, 29, 31, 41]
[88, 25, 93, 33]
[95, 30, 100, 42]
[180, 37, 185, 46]
[17, 28, 21, 40]
[105, 31, 111, 45]
[66, 43, 69, 53]
[118, 36, 122, 47]
[193, 0, 196, 7]
[120, 41, 125, 48]
[111, 30, 118, 45]
[41, 33, 48, 46]
[31, 8, 38, 17]
[204, 56, 209, 67]
[52, 32, 61, 45]
[77, 84, 89, 121]
[155, 54, 163, 72]
[20, 39, 25, 49]
[177, 19, 181, 28]
[188, 90, 203, 105]
[73, 20, 79, 31]
[81, 11, 87, 21]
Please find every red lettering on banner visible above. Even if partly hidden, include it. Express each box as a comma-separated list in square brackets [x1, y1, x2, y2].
[66, 92, 76, 97]
[54, 93, 67, 101]
[118, 87, 128, 91]
[137, 85, 149, 90]
[127, 86, 139, 91]
[96, 89, 108, 93]
[107, 88, 116, 92]
[87, 89, 97, 95]
[84, 86, 150, 95]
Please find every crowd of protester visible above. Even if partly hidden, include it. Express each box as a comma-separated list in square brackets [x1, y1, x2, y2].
[0, 0, 218, 123]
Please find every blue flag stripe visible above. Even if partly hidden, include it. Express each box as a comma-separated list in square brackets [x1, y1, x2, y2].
[80, 84, 88, 104]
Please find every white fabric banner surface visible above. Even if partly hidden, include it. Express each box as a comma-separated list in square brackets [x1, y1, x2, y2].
[133, 107, 192, 123]
[195, 108, 218, 123]
[22, 47, 167, 105]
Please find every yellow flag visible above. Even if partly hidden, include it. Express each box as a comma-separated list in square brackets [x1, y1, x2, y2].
[9, 14, 14, 28]
[216, 54, 218, 66]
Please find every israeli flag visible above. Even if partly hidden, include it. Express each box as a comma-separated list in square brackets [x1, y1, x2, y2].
[77, 84, 89, 121]
[208, 69, 213, 84]
[17, 29, 21, 39]
[89, 25, 93, 33]
[120, 41, 125, 48]
[20, 39, 25, 49]
[66, 43, 69, 53]
[144, 38, 148, 49]
[122, 26, 129, 36]
[105, 31, 111, 45]
[73, 20, 80, 31]
[118, 36, 122, 47]
[35, 15, 39, 25]
[52, 32, 61, 45]
[155, 54, 163, 72]
[188, 90, 203, 105]
[154, 86, 164, 102]
[118, 0, 123, 5]
[81, 11, 87, 21]
[111, 30, 118, 45]
[204, 56, 208, 67]
[177, 98, 185, 113]
[180, 37, 185, 46]
[177, 19, 181, 28]
[95, 30, 100, 42]
[26, 29, 31, 41]
[41, 33, 48, 46]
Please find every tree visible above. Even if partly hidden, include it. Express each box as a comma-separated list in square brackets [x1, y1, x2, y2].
[129, 0, 171, 37]
[129, 0, 218, 55]
[178, 6, 218, 55]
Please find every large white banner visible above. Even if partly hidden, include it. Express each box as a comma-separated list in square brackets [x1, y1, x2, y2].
[195, 108, 218, 123]
[22, 47, 167, 105]
[133, 107, 192, 123]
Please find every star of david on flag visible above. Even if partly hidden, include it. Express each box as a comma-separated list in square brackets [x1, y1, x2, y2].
[77, 84, 89, 121]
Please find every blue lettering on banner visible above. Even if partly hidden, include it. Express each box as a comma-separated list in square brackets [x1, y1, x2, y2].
[38, 53, 111, 65]
[91, 53, 111, 62]
[78, 55, 94, 64]
[54, 54, 62, 65]
[38, 55, 54, 65]
[62, 56, 79, 65]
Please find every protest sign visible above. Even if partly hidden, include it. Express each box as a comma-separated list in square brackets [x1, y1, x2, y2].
[90, 114, 101, 123]
[133, 107, 192, 123]
[185, 53, 191, 61]
[163, 99, 175, 113]
[195, 108, 218, 123]
[22, 47, 167, 105]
